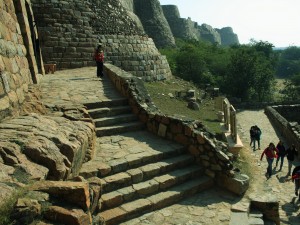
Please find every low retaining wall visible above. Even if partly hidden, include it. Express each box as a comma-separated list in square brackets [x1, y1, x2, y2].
[265, 105, 300, 157]
[104, 63, 234, 178]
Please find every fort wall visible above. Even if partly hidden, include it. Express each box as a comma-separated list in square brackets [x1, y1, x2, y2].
[0, 0, 42, 122]
[265, 105, 300, 156]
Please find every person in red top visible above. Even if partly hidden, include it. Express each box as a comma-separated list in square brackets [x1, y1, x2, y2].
[93, 45, 104, 77]
[260, 142, 278, 179]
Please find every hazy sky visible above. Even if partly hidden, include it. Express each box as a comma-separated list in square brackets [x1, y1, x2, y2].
[160, 0, 300, 47]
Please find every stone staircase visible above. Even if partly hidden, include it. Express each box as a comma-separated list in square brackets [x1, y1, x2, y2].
[79, 131, 214, 224]
[80, 79, 215, 224]
[84, 97, 145, 137]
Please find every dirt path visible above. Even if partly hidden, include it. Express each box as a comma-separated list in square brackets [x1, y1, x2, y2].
[237, 109, 300, 224]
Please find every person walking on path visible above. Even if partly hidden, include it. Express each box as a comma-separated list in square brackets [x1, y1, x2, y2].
[275, 140, 286, 171]
[93, 44, 104, 77]
[250, 126, 256, 150]
[285, 165, 300, 199]
[254, 125, 262, 150]
[260, 142, 278, 178]
[286, 144, 298, 176]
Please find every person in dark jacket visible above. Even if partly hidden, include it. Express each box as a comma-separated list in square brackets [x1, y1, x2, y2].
[286, 144, 298, 176]
[250, 126, 256, 150]
[275, 140, 286, 171]
[93, 45, 104, 77]
[260, 142, 278, 179]
[254, 125, 262, 150]
[286, 165, 300, 198]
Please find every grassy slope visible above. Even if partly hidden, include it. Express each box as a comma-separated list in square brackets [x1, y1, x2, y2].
[144, 77, 221, 134]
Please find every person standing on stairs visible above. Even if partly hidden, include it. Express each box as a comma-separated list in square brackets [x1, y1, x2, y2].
[260, 142, 278, 179]
[93, 44, 104, 78]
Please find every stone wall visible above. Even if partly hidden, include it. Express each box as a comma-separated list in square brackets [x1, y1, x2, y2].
[273, 104, 300, 123]
[162, 5, 239, 46]
[162, 5, 200, 41]
[265, 105, 300, 156]
[0, 0, 42, 122]
[216, 27, 239, 46]
[100, 35, 172, 81]
[104, 63, 234, 178]
[133, 0, 176, 48]
[31, 0, 145, 69]
[31, 0, 172, 81]
[199, 24, 221, 45]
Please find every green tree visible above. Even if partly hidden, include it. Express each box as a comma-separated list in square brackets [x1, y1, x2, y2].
[224, 42, 275, 101]
[175, 43, 210, 84]
[276, 46, 300, 77]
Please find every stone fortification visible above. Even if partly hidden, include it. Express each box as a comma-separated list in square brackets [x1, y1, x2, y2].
[265, 105, 300, 156]
[162, 5, 200, 41]
[31, 0, 146, 69]
[31, 0, 172, 80]
[100, 35, 172, 81]
[133, 0, 176, 48]
[0, 0, 43, 122]
[216, 27, 239, 46]
[120, 0, 145, 32]
[199, 24, 222, 45]
[162, 5, 239, 46]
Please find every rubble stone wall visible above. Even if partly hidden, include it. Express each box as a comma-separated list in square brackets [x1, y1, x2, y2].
[0, 0, 39, 122]
[265, 105, 300, 157]
[104, 63, 233, 178]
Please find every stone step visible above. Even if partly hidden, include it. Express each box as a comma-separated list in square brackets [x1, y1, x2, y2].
[88, 106, 132, 118]
[99, 164, 202, 210]
[99, 176, 214, 225]
[94, 114, 138, 127]
[101, 154, 195, 193]
[95, 122, 145, 137]
[79, 143, 187, 179]
[84, 98, 128, 109]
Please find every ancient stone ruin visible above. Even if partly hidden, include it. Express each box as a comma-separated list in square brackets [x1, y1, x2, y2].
[0, 0, 250, 224]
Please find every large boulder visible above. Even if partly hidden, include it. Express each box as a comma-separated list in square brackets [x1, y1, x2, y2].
[0, 113, 95, 181]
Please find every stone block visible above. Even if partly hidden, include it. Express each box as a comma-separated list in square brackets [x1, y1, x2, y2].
[229, 212, 248, 225]
[217, 173, 249, 196]
[44, 206, 91, 225]
[29, 181, 90, 210]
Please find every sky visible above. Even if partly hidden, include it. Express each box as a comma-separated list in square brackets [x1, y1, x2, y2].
[160, 0, 300, 47]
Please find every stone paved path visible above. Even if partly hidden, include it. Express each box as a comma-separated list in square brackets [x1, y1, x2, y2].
[39, 68, 300, 224]
[237, 109, 300, 225]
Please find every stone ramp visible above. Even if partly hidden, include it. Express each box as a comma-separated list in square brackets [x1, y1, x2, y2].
[40, 67, 124, 106]
[79, 131, 214, 224]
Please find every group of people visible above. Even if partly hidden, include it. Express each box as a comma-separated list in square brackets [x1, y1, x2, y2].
[260, 141, 298, 177]
[250, 125, 262, 150]
[259, 140, 299, 199]
[249, 125, 299, 199]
